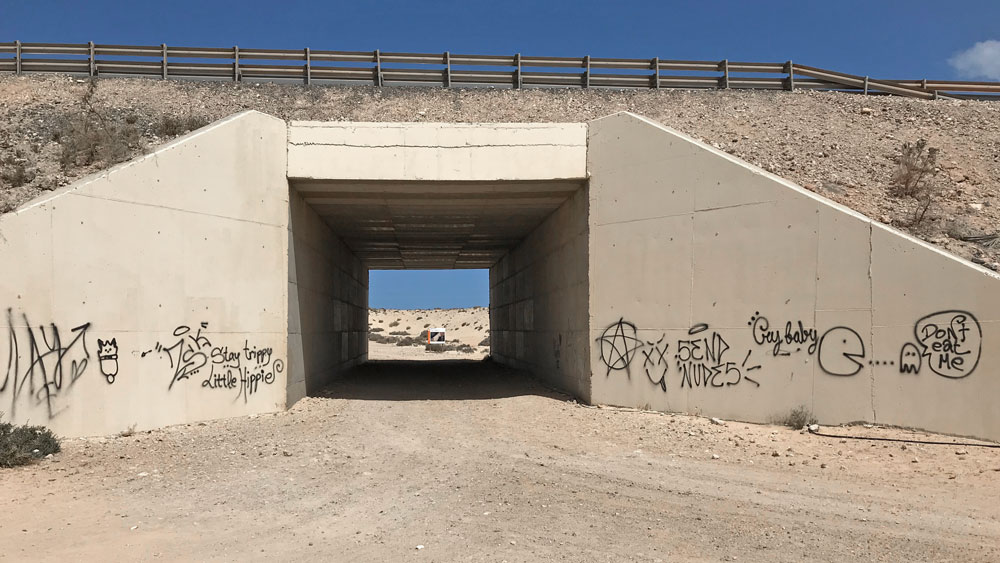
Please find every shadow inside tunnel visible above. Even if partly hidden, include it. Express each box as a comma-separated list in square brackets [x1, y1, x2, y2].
[315, 359, 572, 402]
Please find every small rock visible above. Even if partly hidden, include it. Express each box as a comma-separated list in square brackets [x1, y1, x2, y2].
[772, 451, 780, 457]
[808, 424, 819, 432]
[820, 463, 828, 469]
[282, 450, 292, 457]
[912, 458, 919, 463]
[956, 449, 969, 456]
[710, 417, 726, 426]
[711, 454, 720, 460]
[860, 108, 874, 115]
[416, 545, 424, 550]
[137, 472, 149, 477]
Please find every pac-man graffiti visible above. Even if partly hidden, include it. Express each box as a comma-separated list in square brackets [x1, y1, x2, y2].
[817, 326, 866, 376]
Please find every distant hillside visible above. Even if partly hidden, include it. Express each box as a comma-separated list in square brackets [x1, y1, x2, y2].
[1, 74, 997, 269]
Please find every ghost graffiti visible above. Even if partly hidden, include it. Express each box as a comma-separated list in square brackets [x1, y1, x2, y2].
[899, 343, 922, 374]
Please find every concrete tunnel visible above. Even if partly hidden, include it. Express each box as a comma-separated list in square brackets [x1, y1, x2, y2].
[2, 111, 998, 441]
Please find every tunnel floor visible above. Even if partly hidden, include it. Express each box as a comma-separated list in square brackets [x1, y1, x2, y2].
[317, 359, 568, 402]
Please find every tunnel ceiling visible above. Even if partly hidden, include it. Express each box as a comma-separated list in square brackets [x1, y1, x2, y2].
[291, 179, 584, 269]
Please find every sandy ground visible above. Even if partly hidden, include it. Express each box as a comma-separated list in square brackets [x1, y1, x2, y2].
[3, 360, 1000, 562]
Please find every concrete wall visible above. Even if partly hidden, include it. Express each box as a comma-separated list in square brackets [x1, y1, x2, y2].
[287, 187, 367, 404]
[490, 186, 591, 401]
[0, 111, 290, 437]
[587, 112, 1000, 440]
[288, 122, 587, 182]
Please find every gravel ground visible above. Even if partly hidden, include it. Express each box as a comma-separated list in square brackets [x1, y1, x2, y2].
[0, 75, 998, 268]
[3, 360, 1000, 562]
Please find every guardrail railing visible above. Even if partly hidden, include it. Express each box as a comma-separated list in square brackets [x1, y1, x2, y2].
[1, 41, 998, 100]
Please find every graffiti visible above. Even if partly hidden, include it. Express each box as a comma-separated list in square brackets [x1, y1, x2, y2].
[748, 312, 817, 356]
[598, 319, 759, 390]
[596, 318, 644, 376]
[817, 326, 866, 376]
[899, 343, 921, 374]
[1, 309, 91, 419]
[640, 335, 669, 391]
[142, 322, 283, 402]
[97, 338, 119, 384]
[678, 324, 760, 388]
[911, 311, 981, 379]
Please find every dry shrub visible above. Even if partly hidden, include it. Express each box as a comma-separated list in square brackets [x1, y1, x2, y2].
[155, 115, 210, 137]
[57, 80, 141, 170]
[0, 413, 60, 468]
[775, 406, 817, 429]
[888, 139, 940, 225]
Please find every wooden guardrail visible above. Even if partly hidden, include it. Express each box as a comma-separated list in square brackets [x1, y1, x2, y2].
[1, 41, 998, 100]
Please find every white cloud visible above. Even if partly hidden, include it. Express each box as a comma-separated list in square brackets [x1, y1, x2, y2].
[948, 40, 1000, 80]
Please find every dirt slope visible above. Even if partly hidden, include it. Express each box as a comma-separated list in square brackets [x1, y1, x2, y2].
[3, 361, 999, 562]
[1, 74, 998, 268]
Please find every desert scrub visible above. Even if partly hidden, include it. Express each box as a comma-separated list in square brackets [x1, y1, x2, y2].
[0, 414, 60, 468]
[776, 406, 817, 429]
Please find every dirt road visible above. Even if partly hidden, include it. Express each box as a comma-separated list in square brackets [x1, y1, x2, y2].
[4, 360, 1000, 562]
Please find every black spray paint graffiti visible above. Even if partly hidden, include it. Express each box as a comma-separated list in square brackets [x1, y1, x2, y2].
[677, 324, 760, 389]
[817, 327, 866, 376]
[640, 335, 669, 391]
[142, 322, 284, 403]
[748, 309, 982, 380]
[748, 312, 818, 356]
[1, 309, 91, 419]
[899, 343, 921, 374]
[596, 319, 760, 391]
[596, 318, 644, 376]
[908, 311, 982, 379]
[97, 338, 119, 384]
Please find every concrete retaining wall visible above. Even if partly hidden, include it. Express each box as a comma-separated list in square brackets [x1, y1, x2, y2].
[287, 187, 367, 404]
[490, 186, 591, 400]
[0, 111, 290, 437]
[586, 112, 1000, 440]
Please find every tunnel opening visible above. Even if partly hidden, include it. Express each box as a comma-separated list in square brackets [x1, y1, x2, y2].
[284, 120, 592, 405]
[287, 177, 590, 402]
[367, 269, 490, 361]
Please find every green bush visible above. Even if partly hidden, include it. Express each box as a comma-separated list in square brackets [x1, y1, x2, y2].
[0, 414, 60, 468]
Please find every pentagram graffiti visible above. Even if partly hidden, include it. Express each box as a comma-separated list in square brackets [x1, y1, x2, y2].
[596, 318, 644, 376]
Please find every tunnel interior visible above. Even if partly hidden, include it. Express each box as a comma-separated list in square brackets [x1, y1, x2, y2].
[286, 177, 592, 404]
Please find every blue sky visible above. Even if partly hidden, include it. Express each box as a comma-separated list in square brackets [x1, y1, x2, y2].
[3, 0, 997, 308]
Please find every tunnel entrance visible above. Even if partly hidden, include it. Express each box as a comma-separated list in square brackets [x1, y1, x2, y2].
[285, 121, 591, 404]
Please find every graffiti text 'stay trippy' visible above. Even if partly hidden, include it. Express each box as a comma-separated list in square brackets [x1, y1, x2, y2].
[598, 309, 985, 391]
[142, 322, 284, 403]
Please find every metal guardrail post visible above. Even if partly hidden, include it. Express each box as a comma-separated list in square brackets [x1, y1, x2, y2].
[444, 51, 451, 88]
[786, 60, 795, 91]
[233, 46, 240, 81]
[863, 76, 869, 95]
[304, 48, 311, 85]
[14, 40, 21, 75]
[88, 41, 96, 76]
[651, 57, 660, 89]
[374, 49, 383, 86]
[721, 59, 730, 89]
[161, 44, 168, 79]
[583, 55, 590, 88]
[514, 53, 522, 89]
